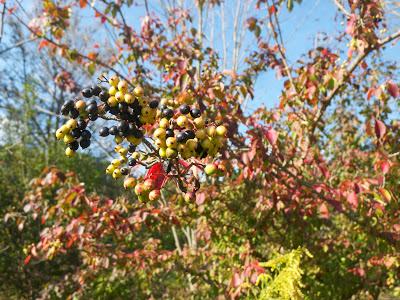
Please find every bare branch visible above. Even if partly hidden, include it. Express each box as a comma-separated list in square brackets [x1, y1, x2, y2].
[333, 0, 351, 17]
[0, 37, 39, 56]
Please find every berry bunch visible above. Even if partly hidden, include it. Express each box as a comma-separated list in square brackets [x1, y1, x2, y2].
[55, 74, 227, 200]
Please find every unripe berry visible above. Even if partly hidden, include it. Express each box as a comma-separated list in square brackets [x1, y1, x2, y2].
[143, 179, 156, 191]
[109, 75, 119, 87]
[118, 147, 128, 156]
[134, 183, 146, 196]
[166, 148, 177, 158]
[107, 96, 118, 107]
[216, 125, 227, 136]
[186, 139, 198, 151]
[133, 86, 144, 97]
[159, 148, 167, 158]
[106, 164, 115, 174]
[115, 91, 124, 103]
[201, 138, 212, 149]
[126, 135, 141, 146]
[63, 134, 75, 144]
[112, 168, 122, 179]
[132, 152, 140, 159]
[108, 86, 117, 96]
[176, 115, 188, 128]
[55, 128, 65, 140]
[114, 135, 123, 144]
[66, 119, 77, 130]
[111, 158, 121, 167]
[153, 128, 166, 139]
[117, 80, 128, 93]
[166, 137, 177, 148]
[123, 177, 136, 189]
[159, 118, 169, 128]
[204, 164, 217, 176]
[149, 190, 161, 201]
[124, 93, 134, 104]
[75, 100, 86, 111]
[206, 126, 216, 137]
[195, 129, 207, 140]
[194, 117, 205, 128]
[65, 147, 75, 157]
[155, 139, 166, 148]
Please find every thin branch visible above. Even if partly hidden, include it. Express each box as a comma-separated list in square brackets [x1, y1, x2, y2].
[0, 2, 6, 43]
[0, 37, 39, 56]
[333, 0, 351, 17]
[311, 29, 400, 135]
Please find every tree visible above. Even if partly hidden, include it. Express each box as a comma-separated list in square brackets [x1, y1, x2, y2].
[1, 0, 400, 299]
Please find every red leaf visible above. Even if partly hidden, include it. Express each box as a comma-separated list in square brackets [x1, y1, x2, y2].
[268, 5, 276, 15]
[145, 163, 167, 189]
[265, 128, 278, 146]
[231, 272, 243, 288]
[387, 81, 399, 98]
[374, 119, 386, 139]
[380, 161, 390, 174]
[347, 191, 358, 210]
[38, 40, 49, 50]
[24, 255, 32, 265]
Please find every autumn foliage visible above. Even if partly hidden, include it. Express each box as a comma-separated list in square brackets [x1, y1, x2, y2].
[1, 0, 400, 299]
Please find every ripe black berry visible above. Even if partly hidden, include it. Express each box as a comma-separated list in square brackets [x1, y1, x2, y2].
[177, 132, 188, 143]
[132, 128, 144, 139]
[99, 91, 109, 102]
[118, 102, 128, 113]
[109, 126, 118, 135]
[87, 104, 98, 114]
[179, 105, 190, 115]
[99, 127, 109, 137]
[69, 108, 80, 119]
[185, 130, 195, 139]
[71, 128, 82, 139]
[88, 99, 97, 106]
[166, 129, 174, 138]
[128, 144, 136, 153]
[118, 121, 129, 133]
[88, 114, 98, 121]
[120, 167, 129, 175]
[81, 129, 91, 140]
[82, 87, 93, 98]
[77, 120, 87, 130]
[162, 108, 174, 119]
[61, 104, 70, 115]
[91, 85, 102, 96]
[190, 108, 201, 118]
[69, 141, 79, 151]
[149, 100, 159, 109]
[128, 158, 137, 166]
[80, 138, 91, 149]
[64, 100, 75, 109]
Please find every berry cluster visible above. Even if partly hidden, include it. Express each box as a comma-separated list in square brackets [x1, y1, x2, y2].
[55, 75, 227, 200]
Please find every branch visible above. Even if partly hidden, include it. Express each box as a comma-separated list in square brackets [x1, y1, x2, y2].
[311, 29, 400, 135]
[332, 0, 351, 17]
[0, 37, 39, 56]
[0, 2, 6, 43]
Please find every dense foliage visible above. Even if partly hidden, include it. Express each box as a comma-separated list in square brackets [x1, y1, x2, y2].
[0, 0, 399, 299]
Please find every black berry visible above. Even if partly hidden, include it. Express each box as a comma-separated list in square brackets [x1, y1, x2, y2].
[91, 85, 102, 96]
[149, 100, 159, 109]
[162, 108, 174, 119]
[99, 127, 109, 137]
[69, 108, 80, 119]
[99, 91, 109, 102]
[71, 128, 82, 139]
[109, 126, 118, 135]
[80, 138, 91, 149]
[82, 88, 93, 98]
[68, 141, 79, 151]
[81, 129, 91, 140]
[190, 108, 201, 118]
[166, 129, 174, 138]
[179, 105, 190, 115]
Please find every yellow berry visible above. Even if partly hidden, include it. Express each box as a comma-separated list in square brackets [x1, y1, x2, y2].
[124, 93, 134, 104]
[111, 159, 121, 167]
[194, 117, 205, 128]
[155, 139, 166, 148]
[166, 148, 177, 158]
[63, 134, 75, 144]
[153, 128, 166, 139]
[206, 126, 216, 137]
[118, 148, 128, 156]
[126, 135, 142, 146]
[106, 164, 115, 174]
[118, 80, 128, 93]
[115, 91, 124, 103]
[75, 100, 86, 111]
[133, 86, 144, 97]
[138, 97, 148, 106]
[201, 138, 212, 149]
[176, 115, 188, 128]
[159, 147, 167, 158]
[109, 75, 119, 87]
[186, 139, 198, 151]
[55, 128, 65, 140]
[112, 168, 122, 179]
[65, 147, 75, 157]
[166, 137, 177, 148]
[114, 135, 123, 144]
[195, 129, 207, 140]
[159, 118, 169, 128]
[141, 107, 152, 117]
[108, 96, 118, 107]
[66, 119, 77, 130]
[108, 86, 117, 96]
[216, 125, 227, 137]
[132, 152, 140, 159]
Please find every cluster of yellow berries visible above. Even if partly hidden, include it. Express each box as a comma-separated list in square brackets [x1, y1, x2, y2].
[55, 74, 228, 199]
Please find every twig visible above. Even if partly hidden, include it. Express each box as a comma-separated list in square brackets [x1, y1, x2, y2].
[0, 37, 39, 56]
[310, 29, 400, 136]
[0, 2, 6, 43]
[333, 0, 351, 17]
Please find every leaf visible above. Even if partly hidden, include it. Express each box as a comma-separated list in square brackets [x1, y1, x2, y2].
[374, 119, 386, 139]
[145, 162, 167, 189]
[265, 128, 278, 146]
[79, 0, 87, 8]
[347, 191, 358, 209]
[287, 0, 293, 11]
[387, 81, 399, 98]
[24, 255, 32, 265]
